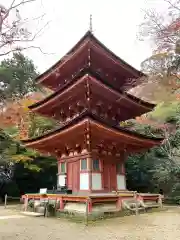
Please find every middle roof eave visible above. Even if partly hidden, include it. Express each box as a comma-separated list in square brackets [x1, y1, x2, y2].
[28, 70, 155, 112]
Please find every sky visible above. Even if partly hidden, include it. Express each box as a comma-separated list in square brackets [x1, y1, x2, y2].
[2, 0, 165, 73]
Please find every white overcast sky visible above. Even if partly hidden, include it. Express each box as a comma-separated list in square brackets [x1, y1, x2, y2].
[2, 0, 167, 73]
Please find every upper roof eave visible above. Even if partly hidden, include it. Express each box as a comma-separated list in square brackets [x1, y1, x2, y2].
[35, 31, 145, 84]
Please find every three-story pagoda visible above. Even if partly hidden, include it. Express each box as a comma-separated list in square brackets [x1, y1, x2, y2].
[22, 31, 162, 193]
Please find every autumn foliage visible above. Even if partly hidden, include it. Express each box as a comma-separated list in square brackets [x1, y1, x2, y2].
[0, 92, 45, 140]
[135, 115, 168, 130]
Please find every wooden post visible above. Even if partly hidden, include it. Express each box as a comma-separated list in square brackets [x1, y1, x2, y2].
[44, 198, 49, 217]
[4, 194, 7, 209]
[116, 196, 122, 211]
[133, 191, 138, 215]
[133, 191, 137, 199]
[54, 198, 57, 216]
[158, 194, 163, 208]
[33, 197, 35, 212]
[85, 199, 89, 226]
[135, 192, 138, 215]
[135, 201, 138, 215]
[24, 196, 28, 212]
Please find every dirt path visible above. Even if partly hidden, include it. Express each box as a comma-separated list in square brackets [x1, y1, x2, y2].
[0, 206, 180, 240]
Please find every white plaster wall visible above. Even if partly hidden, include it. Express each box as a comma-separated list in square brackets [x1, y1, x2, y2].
[80, 173, 89, 190]
[58, 174, 66, 187]
[117, 174, 126, 190]
[92, 173, 102, 190]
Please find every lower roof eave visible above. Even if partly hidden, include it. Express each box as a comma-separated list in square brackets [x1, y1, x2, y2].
[22, 112, 163, 150]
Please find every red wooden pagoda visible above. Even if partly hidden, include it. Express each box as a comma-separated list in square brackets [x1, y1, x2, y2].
[22, 31, 162, 197]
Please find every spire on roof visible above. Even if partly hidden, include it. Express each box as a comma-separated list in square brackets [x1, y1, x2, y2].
[89, 14, 93, 33]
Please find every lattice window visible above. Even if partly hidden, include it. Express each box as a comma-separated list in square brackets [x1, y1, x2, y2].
[60, 162, 66, 173]
[80, 159, 87, 170]
[116, 163, 122, 174]
[92, 159, 100, 171]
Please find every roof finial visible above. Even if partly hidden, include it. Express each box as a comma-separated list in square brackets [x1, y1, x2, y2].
[89, 14, 93, 33]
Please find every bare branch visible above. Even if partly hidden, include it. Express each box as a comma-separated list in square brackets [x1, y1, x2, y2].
[0, 45, 53, 57]
[164, 0, 180, 12]
[136, 1, 180, 102]
[10, 0, 36, 11]
[0, 0, 50, 56]
[139, 2, 180, 53]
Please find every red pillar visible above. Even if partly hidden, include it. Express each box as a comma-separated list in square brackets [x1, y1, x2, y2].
[59, 197, 64, 210]
[88, 156, 92, 192]
[116, 196, 122, 210]
[88, 199, 92, 213]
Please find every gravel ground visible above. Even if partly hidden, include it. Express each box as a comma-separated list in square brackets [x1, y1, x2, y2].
[0, 206, 180, 240]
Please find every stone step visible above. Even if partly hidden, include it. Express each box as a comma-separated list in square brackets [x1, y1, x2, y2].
[144, 204, 159, 208]
[130, 207, 145, 211]
[21, 211, 44, 217]
[0, 215, 26, 220]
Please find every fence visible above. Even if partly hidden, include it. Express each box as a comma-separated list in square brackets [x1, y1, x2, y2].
[4, 194, 22, 210]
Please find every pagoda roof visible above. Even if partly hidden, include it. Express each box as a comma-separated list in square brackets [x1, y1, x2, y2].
[35, 31, 145, 90]
[29, 72, 154, 119]
[22, 111, 162, 154]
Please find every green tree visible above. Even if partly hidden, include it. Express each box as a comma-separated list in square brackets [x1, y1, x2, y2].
[0, 52, 58, 198]
[0, 52, 39, 101]
[125, 0, 180, 200]
[13, 156, 57, 195]
[29, 115, 58, 138]
[126, 109, 180, 200]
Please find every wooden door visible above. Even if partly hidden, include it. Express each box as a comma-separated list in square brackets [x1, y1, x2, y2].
[110, 164, 117, 191]
[103, 162, 110, 191]
[67, 161, 79, 193]
[103, 162, 117, 192]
